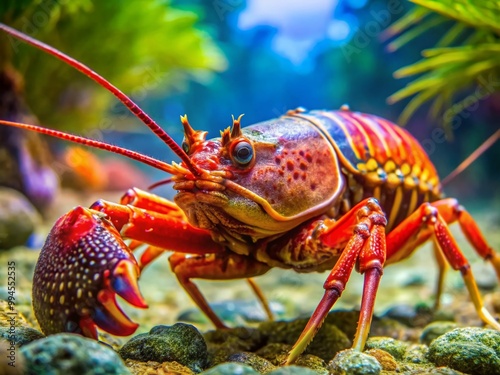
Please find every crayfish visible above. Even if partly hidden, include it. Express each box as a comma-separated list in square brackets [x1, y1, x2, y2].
[0, 23, 499, 366]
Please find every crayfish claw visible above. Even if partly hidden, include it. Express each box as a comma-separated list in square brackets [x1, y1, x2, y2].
[32, 206, 147, 338]
[94, 289, 139, 336]
[110, 259, 148, 308]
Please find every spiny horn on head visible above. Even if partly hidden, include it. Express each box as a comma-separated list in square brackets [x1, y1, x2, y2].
[231, 114, 244, 138]
[0, 22, 202, 176]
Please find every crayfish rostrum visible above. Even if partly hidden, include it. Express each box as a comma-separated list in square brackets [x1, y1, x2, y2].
[0, 23, 499, 365]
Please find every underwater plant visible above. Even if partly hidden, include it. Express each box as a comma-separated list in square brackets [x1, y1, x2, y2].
[384, 0, 500, 129]
[0, 0, 226, 132]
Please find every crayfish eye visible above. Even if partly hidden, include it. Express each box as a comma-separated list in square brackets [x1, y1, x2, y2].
[181, 140, 190, 154]
[232, 140, 254, 166]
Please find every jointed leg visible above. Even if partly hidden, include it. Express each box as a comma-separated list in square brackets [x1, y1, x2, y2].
[117, 188, 275, 318]
[247, 278, 274, 321]
[285, 198, 387, 364]
[169, 252, 271, 328]
[386, 199, 500, 330]
[432, 242, 448, 310]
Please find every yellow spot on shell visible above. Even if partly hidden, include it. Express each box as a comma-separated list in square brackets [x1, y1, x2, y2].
[59, 296, 65, 304]
[404, 176, 417, 188]
[366, 158, 378, 171]
[49, 296, 54, 303]
[387, 173, 402, 188]
[77, 289, 83, 299]
[357, 163, 367, 173]
[384, 160, 396, 173]
[412, 165, 421, 176]
[59, 283, 64, 292]
[401, 163, 411, 176]
[428, 177, 438, 188]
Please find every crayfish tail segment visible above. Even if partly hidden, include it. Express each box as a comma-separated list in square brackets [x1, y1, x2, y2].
[32, 206, 147, 338]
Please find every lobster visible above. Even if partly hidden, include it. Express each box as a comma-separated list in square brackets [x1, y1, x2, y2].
[1, 23, 499, 366]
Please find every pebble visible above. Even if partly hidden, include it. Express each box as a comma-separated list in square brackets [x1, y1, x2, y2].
[0, 326, 44, 346]
[365, 337, 407, 360]
[267, 365, 324, 374]
[199, 362, 259, 375]
[420, 321, 460, 346]
[125, 359, 194, 375]
[204, 327, 264, 366]
[20, 333, 130, 375]
[254, 343, 327, 374]
[227, 352, 277, 373]
[325, 309, 408, 340]
[364, 348, 398, 371]
[427, 327, 500, 375]
[119, 323, 208, 373]
[179, 300, 286, 325]
[328, 349, 381, 375]
[403, 344, 429, 364]
[382, 303, 435, 327]
[259, 318, 351, 361]
[0, 187, 40, 250]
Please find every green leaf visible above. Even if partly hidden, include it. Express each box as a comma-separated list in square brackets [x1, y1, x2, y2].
[411, 0, 500, 35]
[387, 0, 500, 129]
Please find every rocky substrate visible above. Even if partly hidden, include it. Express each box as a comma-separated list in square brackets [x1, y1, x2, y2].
[1, 299, 499, 374]
[0, 192, 499, 374]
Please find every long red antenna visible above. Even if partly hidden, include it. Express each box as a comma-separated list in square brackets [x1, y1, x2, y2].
[0, 23, 201, 176]
[0, 120, 186, 175]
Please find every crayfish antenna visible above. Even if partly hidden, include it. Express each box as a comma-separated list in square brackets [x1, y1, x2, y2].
[0, 119, 181, 176]
[0, 23, 202, 177]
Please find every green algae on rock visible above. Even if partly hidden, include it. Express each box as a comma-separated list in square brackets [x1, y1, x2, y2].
[119, 323, 208, 373]
[267, 365, 325, 374]
[365, 337, 408, 360]
[204, 327, 265, 367]
[328, 349, 382, 375]
[427, 327, 500, 375]
[0, 326, 43, 346]
[227, 352, 277, 373]
[20, 333, 130, 375]
[420, 321, 460, 346]
[403, 344, 429, 364]
[199, 362, 260, 375]
[364, 348, 398, 372]
[259, 318, 351, 361]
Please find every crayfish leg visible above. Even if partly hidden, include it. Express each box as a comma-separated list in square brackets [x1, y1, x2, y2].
[169, 252, 271, 329]
[285, 198, 387, 365]
[386, 198, 500, 330]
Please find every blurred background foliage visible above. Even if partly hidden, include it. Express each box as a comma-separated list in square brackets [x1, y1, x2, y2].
[0, 0, 227, 131]
[0, 0, 499, 204]
[385, 0, 500, 129]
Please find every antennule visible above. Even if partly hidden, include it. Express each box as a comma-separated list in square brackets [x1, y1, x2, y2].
[0, 23, 201, 176]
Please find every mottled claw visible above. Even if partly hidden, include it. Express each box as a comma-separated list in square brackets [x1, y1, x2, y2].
[32, 206, 147, 339]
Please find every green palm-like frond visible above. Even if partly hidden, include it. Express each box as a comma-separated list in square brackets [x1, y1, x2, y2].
[386, 0, 500, 128]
